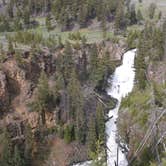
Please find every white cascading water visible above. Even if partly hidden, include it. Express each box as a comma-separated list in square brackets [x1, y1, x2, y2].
[73, 49, 136, 166]
[106, 49, 136, 166]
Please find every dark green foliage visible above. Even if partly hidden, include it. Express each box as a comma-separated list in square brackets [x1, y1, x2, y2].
[87, 116, 97, 152]
[7, 1, 14, 18]
[101, 16, 107, 39]
[64, 123, 75, 143]
[163, 20, 166, 59]
[115, 0, 125, 30]
[89, 44, 99, 82]
[148, 3, 156, 19]
[13, 145, 25, 166]
[135, 34, 147, 90]
[129, 4, 137, 25]
[127, 30, 140, 49]
[89, 45, 114, 89]
[29, 71, 50, 125]
[153, 83, 165, 107]
[67, 70, 83, 119]
[96, 102, 105, 142]
[68, 31, 82, 41]
[136, 23, 165, 89]
[46, 13, 52, 31]
[0, 17, 11, 32]
[8, 39, 14, 53]
[24, 125, 33, 166]
[87, 103, 105, 154]
[10, 31, 43, 45]
[137, 9, 144, 23]
[56, 41, 74, 86]
[0, 130, 13, 166]
[14, 18, 22, 31]
[158, 11, 162, 20]
[75, 107, 87, 144]
[23, 8, 30, 27]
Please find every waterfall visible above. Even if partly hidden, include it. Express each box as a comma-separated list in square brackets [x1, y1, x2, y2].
[73, 49, 136, 166]
[106, 49, 136, 166]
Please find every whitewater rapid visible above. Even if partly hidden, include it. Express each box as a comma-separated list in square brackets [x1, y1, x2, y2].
[106, 49, 136, 166]
[73, 49, 136, 166]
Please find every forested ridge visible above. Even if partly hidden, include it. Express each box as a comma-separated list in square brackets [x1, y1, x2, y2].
[0, 0, 165, 166]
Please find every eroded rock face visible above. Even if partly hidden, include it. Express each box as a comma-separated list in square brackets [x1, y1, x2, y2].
[0, 70, 9, 110]
[2, 60, 31, 102]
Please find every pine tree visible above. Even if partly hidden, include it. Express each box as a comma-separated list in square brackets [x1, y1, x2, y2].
[14, 18, 22, 31]
[129, 4, 137, 25]
[163, 20, 166, 60]
[96, 102, 105, 142]
[29, 71, 50, 125]
[24, 125, 33, 166]
[137, 9, 143, 23]
[3, 18, 10, 32]
[46, 13, 52, 31]
[158, 11, 162, 20]
[148, 3, 156, 19]
[23, 8, 30, 28]
[64, 123, 75, 143]
[88, 116, 97, 152]
[67, 69, 83, 120]
[57, 41, 74, 86]
[13, 145, 25, 166]
[75, 106, 86, 144]
[0, 130, 13, 166]
[78, 4, 88, 27]
[135, 35, 147, 90]
[89, 44, 99, 82]
[115, 0, 125, 30]
[101, 15, 107, 39]
[7, 1, 14, 18]
[8, 39, 14, 53]
[37, 71, 49, 125]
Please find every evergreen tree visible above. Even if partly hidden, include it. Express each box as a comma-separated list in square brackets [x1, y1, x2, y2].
[29, 71, 50, 125]
[101, 15, 107, 39]
[115, 0, 125, 30]
[0, 130, 13, 166]
[13, 145, 25, 166]
[7, 1, 14, 18]
[3, 18, 10, 32]
[89, 44, 99, 82]
[158, 11, 162, 20]
[135, 35, 147, 90]
[87, 116, 97, 152]
[46, 13, 52, 31]
[162, 20, 166, 60]
[67, 69, 83, 120]
[148, 3, 156, 19]
[64, 123, 75, 143]
[78, 4, 88, 27]
[96, 102, 105, 142]
[8, 39, 14, 53]
[14, 18, 22, 31]
[23, 8, 30, 27]
[57, 41, 74, 86]
[137, 9, 143, 23]
[129, 4, 137, 25]
[24, 125, 33, 166]
[36, 71, 49, 125]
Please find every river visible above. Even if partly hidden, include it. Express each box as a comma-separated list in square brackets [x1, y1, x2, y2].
[73, 49, 137, 166]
